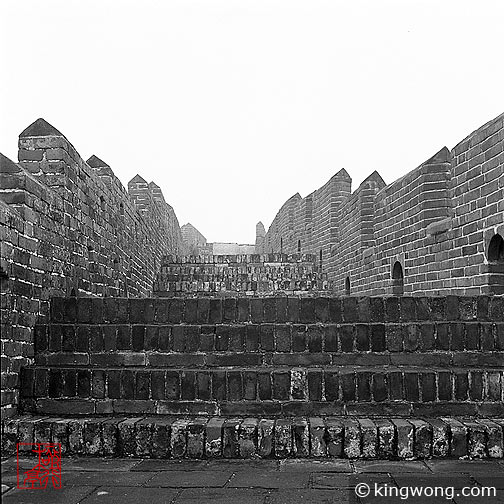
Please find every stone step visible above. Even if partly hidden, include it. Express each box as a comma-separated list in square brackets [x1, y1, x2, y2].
[153, 279, 329, 296]
[35, 322, 504, 357]
[20, 366, 504, 417]
[161, 253, 319, 264]
[49, 296, 504, 326]
[2, 415, 503, 460]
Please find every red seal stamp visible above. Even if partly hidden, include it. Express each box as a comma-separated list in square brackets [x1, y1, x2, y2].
[17, 443, 62, 489]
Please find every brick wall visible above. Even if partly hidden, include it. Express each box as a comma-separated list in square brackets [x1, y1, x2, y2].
[0, 118, 185, 417]
[259, 113, 504, 296]
[259, 171, 352, 266]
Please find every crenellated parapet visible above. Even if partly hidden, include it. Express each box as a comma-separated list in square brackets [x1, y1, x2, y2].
[259, 113, 504, 296]
[0, 118, 185, 416]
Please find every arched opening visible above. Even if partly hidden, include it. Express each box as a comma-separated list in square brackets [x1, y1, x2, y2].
[488, 234, 504, 262]
[345, 276, 350, 296]
[70, 288, 77, 297]
[297, 240, 301, 253]
[99, 195, 105, 211]
[113, 258, 120, 271]
[119, 202, 124, 216]
[392, 261, 404, 296]
[280, 237, 283, 253]
[487, 233, 504, 294]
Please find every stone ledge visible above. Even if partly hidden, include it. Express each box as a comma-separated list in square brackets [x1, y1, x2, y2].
[2, 416, 503, 460]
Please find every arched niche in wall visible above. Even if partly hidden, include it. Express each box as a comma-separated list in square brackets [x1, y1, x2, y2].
[345, 276, 350, 296]
[392, 261, 404, 296]
[488, 233, 504, 261]
[297, 240, 301, 253]
[487, 233, 504, 293]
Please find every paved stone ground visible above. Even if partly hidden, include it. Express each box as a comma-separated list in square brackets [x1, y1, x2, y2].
[2, 457, 504, 503]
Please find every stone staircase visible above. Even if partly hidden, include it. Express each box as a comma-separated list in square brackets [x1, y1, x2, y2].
[153, 253, 328, 296]
[2, 295, 504, 459]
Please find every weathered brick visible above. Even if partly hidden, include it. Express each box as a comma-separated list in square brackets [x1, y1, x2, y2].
[223, 418, 241, 458]
[274, 419, 292, 457]
[187, 418, 206, 458]
[291, 417, 309, 456]
[258, 418, 274, 457]
[205, 417, 224, 458]
[170, 419, 189, 458]
[310, 417, 327, 457]
[325, 418, 343, 457]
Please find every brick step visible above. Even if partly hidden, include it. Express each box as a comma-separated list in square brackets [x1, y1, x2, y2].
[20, 366, 504, 417]
[35, 322, 504, 356]
[153, 280, 329, 295]
[21, 398, 504, 418]
[158, 264, 322, 273]
[49, 296, 504, 326]
[3, 415, 503, 460]
[156, 270, 326, 279]
[161, 253, 319, 264]
[155, 273, 324, 281]
[33, 350, 504, 368]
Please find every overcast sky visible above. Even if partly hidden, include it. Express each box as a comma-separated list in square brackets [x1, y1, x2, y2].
[1, 0, 503, 244]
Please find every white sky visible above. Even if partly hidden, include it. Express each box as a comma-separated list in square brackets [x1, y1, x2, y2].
[1, 0, 503, 244]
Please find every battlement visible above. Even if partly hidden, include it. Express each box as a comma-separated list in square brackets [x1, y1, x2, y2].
[0, 118, 185, 416]
[258, 113, 504, 297]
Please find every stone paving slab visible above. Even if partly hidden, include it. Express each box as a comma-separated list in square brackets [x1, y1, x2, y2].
[392, 474, 475, 488]
[146, 470, 232, 488]
[201, 459, 280, 470]
[63, 470, 152, 486]
[266, 488, 359, 504]
[471, 475, 504, 489]
[175, 488, 268, 504]
[312, 473, 395, 489]
[2, 486, 96, 504]
[80, 486, 179, 504]
[353, 460, 431, 473]
[2, 457, 504, 503]
[360, 496, 453, 504]
[453, 497, 504, 504]
[425, 459, 504, 474]
[131, 459, 208, 471]
[278, 459, 352, 472]
[229, 470, 310, 488]
[60, 458, 141, 472]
